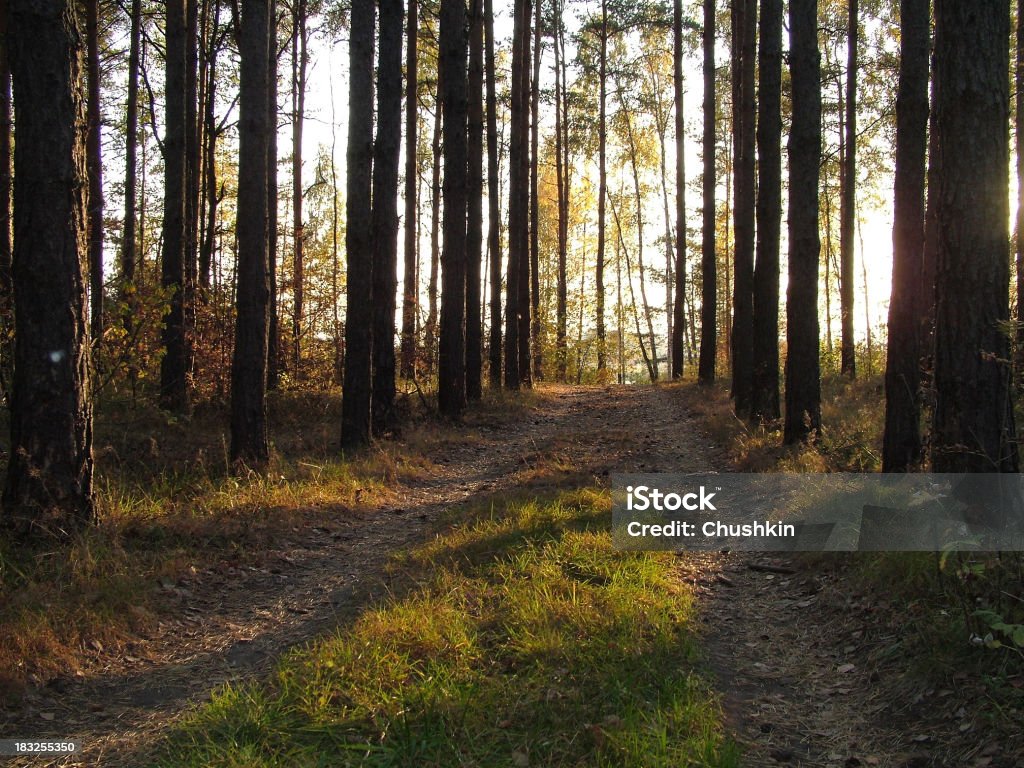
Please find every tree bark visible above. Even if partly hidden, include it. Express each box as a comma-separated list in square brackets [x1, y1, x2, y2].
[783, 0, 821, 444]
[341, 0, 374, 448]
[671, 0, 686, 379]
[839, 0, 857, 377]
[230, 0, 271, 465]
[1017, 0, 1024, 385]
[400, 0, 418, 380]
[882, 0, 928, 472]
[595, 0, 607, 373]
[266, 0, 279, 391]
[437, 0, 468, 415]
[750, 0, 782, 423]
[731, 0, 755, 415]
[485, 0, 502, 387]
[698, 0, 716, 384]
[505, 0, 528, 389]
[85, 0, 103, 347]
[554, 0, 568, 382]
[529, 0, 541, 381]
[120, 0, 142, 339]
[516, 0, 532, 388]
[466, 0, 484, 400]
[3, 0, 94, 536]
[371, 0, 402, 433]
[0, 0, 9, 298]
[931, 0, 1018, 473]
[425, 94, 441, 374]
[291, 0, 307, 376]
[160, 0, 191, 413]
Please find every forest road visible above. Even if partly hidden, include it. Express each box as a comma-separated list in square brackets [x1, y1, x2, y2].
[2, 384, 1005, 767]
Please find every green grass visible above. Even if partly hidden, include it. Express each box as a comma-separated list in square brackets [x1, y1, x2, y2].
[154, 490, 740, 767]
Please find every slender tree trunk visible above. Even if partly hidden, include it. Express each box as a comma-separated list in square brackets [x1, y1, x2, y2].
[750, 0, 781, 423]
[516, 0, 532, 388]
[731, 0, 755, 415]
[291, 0, 307, 376]
[0, 0, 9, 299]
[595, 0, 607, 373]
[839, 0, 857, 377]
[341, 0, 374, 448]
[466, 0, 484, 400]
[529, 0, 541, 381]
[438, 0, 468, 415]
[371, 0, 402, 433]
[85, 0, 103, 347]
[161, 0, 190, 413]
[698, 0, 716, 384]
[230, 0, 271, 465]
[783, 0, 821, 445]
[671, 0, 686, 379]
[3, 0, 93, 535]
[882, 0, 929, 471]
[426, 96, 441, 374]
[184, 0, 198, 377]
[120, 0, 141, 340]
[266, 0, 279, 391]
[1017, 0, 1024, 385]
[554, 0, 567, 381]
[200, 0, 220, 292]
[505, 0, 527, 389]
[400, 0, 418, 379]
[931, 0, 1018, 473]
[485, 0, 502, 387]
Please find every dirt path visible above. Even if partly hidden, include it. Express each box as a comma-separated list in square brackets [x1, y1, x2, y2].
[2, 384, 1013, 767]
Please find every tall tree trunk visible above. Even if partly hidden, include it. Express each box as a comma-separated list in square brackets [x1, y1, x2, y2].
[554, 0, 567, 381]
[0, 0, 10, 299]
[1017, 0, 1024, 385]
[160, 0, 190, 413]
[783, 0, 821, 445]
[291, 0, 307, 376]
[230, 0, 271, 465]
[485, 0, 502, 387]
[698, 0, 716, 384]
[426, 96, 441, 375]
[505, 0, 527, 389]
[120, 0, 141, 343]
[184, 0, 199, 377]
[882, 0, 928, 471]
[85, 0, 103, 347]
[839, 0, 857, 377]
[529, 0, 541, 381]
[400, 0, 418, 379]
[671, 0, 686, 379]
[341, 0, 374, 448]
[750, 0, 782, 422]
[931, 0, 1018, 473]
[3, 0, 94, 535]
[267, 0, 279, 391]
[516, 0, 532, 388]
[731, 0, 755, 415]
[595, 0, 607, 373]
[466, 0, 484, 400]
[371, 0, 402, 433]
[437, 0, 468, 415]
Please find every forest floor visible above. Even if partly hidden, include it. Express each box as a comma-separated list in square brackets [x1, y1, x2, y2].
[1, 384, 1021, 767]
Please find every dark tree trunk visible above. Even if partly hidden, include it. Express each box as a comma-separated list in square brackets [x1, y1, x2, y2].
[671, 0, 686, 379]
[595, 0, 607, 373]
[341, 0, 374, 448]
[199, 0, 220, 291]
[425, 96, 441, 374]
[230, 0, 271, 465]
[371, 0, 402, 433]
[85, 0, 103, 347]
[184, 0, 198, 376]
[882, 0, 929, 472]
[554, 0, 568, 382]
[529, 0, 541, 381]
[0, 0, 9, 298]
[505, 0, 528, 389]
[698, 0, 716, 384]
[160, 0, 191, 414]
[750, 0, 782, 423]
[267, 0, 279, 391]
[120, 0, 141, 329]
[3, 0, 94, 536]
[731, 0, 755, 414]
[783, 0, 821, 445]
[1017, 0, 1024, 384]
[931, 0, 1018, 473]
[466, 0, 484, 401]
[485, 0, 502, 387]
[291, 0, 307, 375]
[437, 0, 468, 415]
[516, 0, 532, 388]
[839, 0, 857, 377]
[400, 0, 418, 380]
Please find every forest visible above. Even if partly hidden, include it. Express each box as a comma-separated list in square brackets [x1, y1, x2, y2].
[1, 0, 1023, 765]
